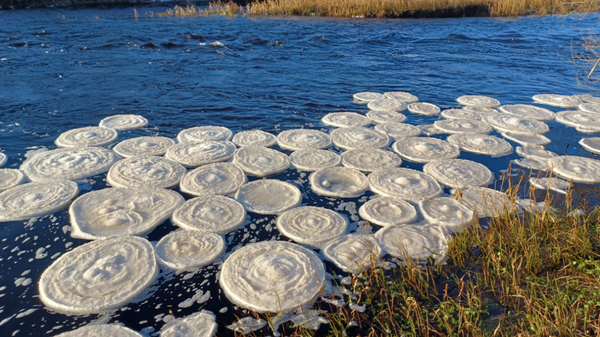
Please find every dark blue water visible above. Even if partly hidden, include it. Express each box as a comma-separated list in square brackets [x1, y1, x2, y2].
[0, 7, 599, 336]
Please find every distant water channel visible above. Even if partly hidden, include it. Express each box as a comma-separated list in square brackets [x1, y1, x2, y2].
[0, 7, 599, 336]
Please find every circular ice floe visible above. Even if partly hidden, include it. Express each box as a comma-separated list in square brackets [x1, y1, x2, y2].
[374, 122, 421, 140]
[232, 146, 290, 177]
[21, 147, 118, 182]
[323, 234, 381, 273]
[420, 197, 474, 229]
[220, 240, 325, 313]
[276, 206, 347, 245]
[433, 119, 493, 134]
[383, 91, 418, 103]
[172, 195, 246, 234]
[39, 235, 157, 314]
[113, 136, 176, 158]
[0, 180, 78, 222]
[555, 111, 600, 130]
[579, 138, 600, 154]
[529, 177, 571, 194]
[484, 114, 549, 135]
[499, 104, 555, 121]
[353, 92, 384, 102]
[423, 159, 494, 188]
[501, 132, 551, 147]
[0, 153, 6, 167]
[374, 226, 447, 260]
[235, 180, 301, 214]
[165, 141, 236, 167]
[232, 130, 277, 148]
[392, 137, 460, 163]
[55, 324, 143, 337]
[579, 102, 600, 114]
[321, 112, 371, 128]
[463, 105, 498, 114]
[69, 188, 184, 240]
[455, 187, 511, 218]
[0, 169, 25, 192]
[366, 110, 407, 124]
[511, 157, 550, 171]
[341, 149, 401, 173]
[160, 311, 218, 337]
[441, 109, 481, 120]
[358, 197, 417, 226]
[309, 167, 369, 198]
[447, 133, 513, 157]
[107, 156, 186, 189]
[180, 163, 245, 197]
[367, 99, 407, 112]
[177, 126, 233, 143]
[418, 124, 445, 136]
[331, 127, 390, 150]
[290, 149, 341, 172]
[156, 230, 225, 270]
[99, 115, 148, 131]
[369, 168, 442, 202]
[575, 94, 600, 104]
[456, 95, 500, 108]
[407, 102, 440, 116]
[276, 129, 332, 151]
[547, 155, 600, 183]
[532, 94, 582, 108]
[515, 146, 557, 161]
[55, 126, 118, 148]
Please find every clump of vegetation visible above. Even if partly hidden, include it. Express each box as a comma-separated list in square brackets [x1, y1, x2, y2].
[157, 1, 243, 17]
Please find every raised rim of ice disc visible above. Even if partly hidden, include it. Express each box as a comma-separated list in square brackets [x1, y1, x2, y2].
[579, 138, 600, 154]
[0, 153, 6, 167]
[107, 156, 186, 189]
[290, 149, 341, 172]
[155, 230, 225, 270]
[383, 92, 418, 103]
[321, 112, 371, 128]
[55, 126, 118, 148]
[419, 197, 474, 229]
[276, 129, 332, 151]
[322, 234, 381, 273]
[374, 122, 421, 140]
[499, 104, 555, 121]
[113, 136, 176, 158]
[547, 155, 600, 183]
[407, 102, 440, 116]
[177, 126, 233, 143]
[368, 167, 442, 202]
[532, 94, 583, 108]
[456, 95, 500, 108]
[500, 132, 551, 147]
[172, 195, 246, 234]
[579, 102, 600, 114]
[232, 130, 277, 147]
[99, 114, 148, 131]
[0, 169, 25, 192]
[391, 137, 460, 163]
[341, 148, 401, 173]
[374, 226, 447, 260]
[433, 119, 493, 134]
[232, 146, 290, 177]
[234, 179, 301, 215]
[555, 111, 600, 130]
[353, 92, 384, 102]
[484, 114, 549, 135]
[276, 206, 348, 245]
[165, 141, 236, 167]
[309, 167, 369, 198]
[423, 159, 494, 188]
[447, 133, 514, 157]
[55, 324, 144, 337]
[180, 162, 246, 197]
[330, 127, 390, 150]
[367, 99, 408, 112]
[358, 196, 417, 226]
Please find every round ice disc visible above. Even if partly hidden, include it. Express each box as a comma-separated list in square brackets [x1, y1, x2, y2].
[219, 240, 325, 313]
[499, 104, 555, 121]
[156, 230, 225, 270]
[369, 168, 442, 202]
[55, 324, 144, 337]
[177, 126, 233, 143]
[276, 129, 332, 151]
[532, 94, 582, 108]
[441, 109, 481, 120]
[579, 102, 600, 114]
[501, 132, 551, 147]
[0, 180, 78, 222]
[321, 112, 371, 128]
[511, 157, 550, 171]
[0, 153, 6, 167]
[172, 195, 246, 234]
[69, 188, 184, 240]
[579, 138, 600, 154]
[456, 187, 511, 218]
[366, 110, 407, 124]
[107, 156, 185, 189]
[515, 146, 557, 161]
[423, 159, 494, 188]
[433, 119, 493, 134]
[555, 111, 600, 130]
[235, 179, 301, 215]
[276, 206, 347, 245]
[331, 127, 390, 150]
[358, 197, 417, 226]
[576, 126, 600, 134]
[367, 99, 407, 112]
[232, 146, 290, 177]
[341, 149, 401, 173]
[374, 226, 447, 260]
[456, 95, 500, 108]
[21, 147, 119, 182]
[374, 122, 421, 140]
[309, 167, 369, 198]
[418, 124, 445, 136]
[39, 236, 157, 315]
[420, 197, 474, 228]
[548, 155, 600, 183]
[290, 149, 341, 172]
[0, 169, 25, 192]
[232, 130, 277, 147]
[383, 91, 418, 103]
[160, 311, 217, 337]
[407, 102, 440, 116]
[322, 234, 381, 273]
[484, 114, 549, 135]
[353, 92, 384, 102]
[575, 94, 600, 104]
[99, 115, 148, 131]
[165, 141, 236, 167]
[180, 163, 245, 197]
[529, 177, 571, 194]
[113, 136, 175, 158]
[447, 133, 513, 157]
[463, 105, 498, 114]
[55, 126, 118, 148]
[392, 137, 460, 163]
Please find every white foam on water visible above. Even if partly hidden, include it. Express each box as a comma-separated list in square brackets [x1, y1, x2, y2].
[172, 195, 246, 234]
[433, 119, 493, 134]
[290, 149, 341, 172]
[69, 188, 184, 240]
[501, 132, 551, 147]
[180, 162, 246, 197]
[309, 167, 369, 198]
[0, 180, 78, 222]
[555, 110, 600, 130]
[419, 197, 474, 230]
[276, 129, 332, 151]
[453, 187, 511, 218]
[219, 241, 325, 313]
[392, 137, 460, 163]
[55, 126, 118, 148]
[532, 94, 582, 108]
[39, 236, 158, 314]
[529, 177, 571, 194]
[366, 110, 407, 124]
[368, 168, 442, 202]
[383, 91, 418, 103]
[456, 95, 500, 108]
[0, 169, 25, 192]
[407, 102, 440, 116]
[232, 130, 277, 148]
[160, 311, 217, 337]
[547, 155, 600, 183]
[99, 115, 148, 131]
[322, 234, 381, 273]
[579, 138, 600, 155]
[232, 146, 290, 177]
[107, 156, 185, 189]
[484, 114, 549, 135]
[177, 126, 233, 143]
[331, 127, 390, 150]
[374, 122, 421, 140]
[234, 180, 301, 215]
[499, 104, 555, 121]
[341, 149, 401, 173]
[358, 197, 417, 227]
[227, 316, 267, 334]
[0, 153, 6, 167]
[165, 141, 236, 168]
[155, 230, 225, 270]
[54, 324, 143, 337]
[374, 225, 447, 260]
[447, 133, 513, 157]
[276, 206, 347, 245]
[441, 109, 481, 120]
[367, 98, 407, 112]
[511, 157, 550, 171]
[515, 146, 557, 161]
[353, 92, 384, 102]
[113, 136, 175, 158]
[423, 159, 494, 188]
[321, 112, 371, 128]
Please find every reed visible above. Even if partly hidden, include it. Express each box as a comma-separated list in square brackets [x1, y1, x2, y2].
[156, 1, 244, 17]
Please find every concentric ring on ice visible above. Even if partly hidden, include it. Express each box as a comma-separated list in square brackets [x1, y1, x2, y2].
[532, 94, 582, 108]
[160, 311, 218, 337]
[309, 167, 369, 198]
[276, 129, 332, 151]
[113, 136, 175, 158]
[366, 110, 407, 124]
[290, 149, 341, 172]
[455, 187, 511, 218]
[374, 226, 447, 260]
[423, 159, 494, 188]
[180, 163, 246, 197]
[156, 230, 225, 270]
[0, 169, 25, 192]
[547, 155, 600, 183]
[579, 102, 600, 114]
[407, 102, 440, 116]
[419, 197, 474, 229]
[353, 92, 384, 102]
[331, 127, 390, 150]
[383, 92, 418, 103]
[499, 104, 555, 121]
[515, 146, 557, 161]
[177, 126, 233, 143]
[447, 133, 513, 157]
[341, 149, 401, 172]
[0, 180, 78, 222]
[484, 114, 549, 135]
[276, 206, 347, 245]
[99, 115, 148, 131]
[392, 137, 460, 163]
[321, 112, 371, 128]
[501, 132, 551, 147]
[39, 235, 158, 314]
[232, 130, 277, 147]
[555, 111, 600, 130]
[441, 109, 481, 120]
[374, 122, 421, 140]
[107, 156, 185, 189]
[219, 240, 325, 313]
[456, 95, 500, 108]
[55, 324, 143, 337]
[358, 197, 417, 227]
[234, 180, 301, 215]
[367, 99, 407, 112]
[433, 119, 493, 134]
[55, 126, 118, 148]
[369, 168, 442, 202]
[323, 234, 381, 273]
[232, 146, 290, 177]
[172, 195, 246, 234]
[165, 141, 236, 167]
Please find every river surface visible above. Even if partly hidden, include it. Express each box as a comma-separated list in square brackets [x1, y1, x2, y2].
[0, 7, 599, 336]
